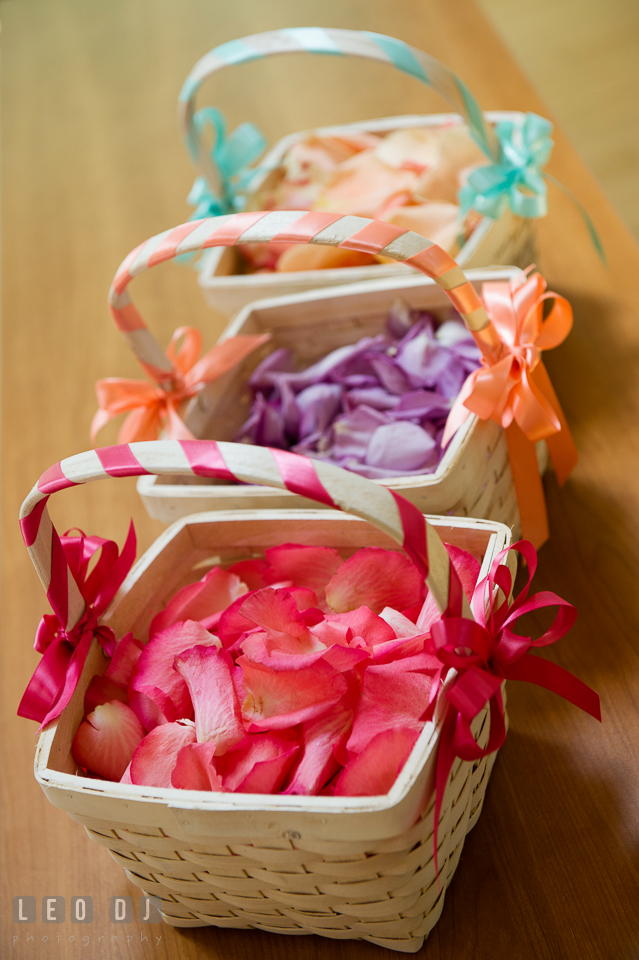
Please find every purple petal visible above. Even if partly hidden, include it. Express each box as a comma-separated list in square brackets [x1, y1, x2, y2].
[345, 388, 400, 412]
[367, 354, 413, 395]
[366, 421, 438, 472]
[391, 390, 451, 420]
[327, 406, 390, 461]
[249, 348, 297, 390]
[296, 384, 343, 440]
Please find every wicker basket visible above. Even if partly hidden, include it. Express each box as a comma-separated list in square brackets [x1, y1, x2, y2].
[23, 441, 515, 952]
[139, 266, 546, 526]
[102, 211, 547, 532]
[177, 28, 536, 316]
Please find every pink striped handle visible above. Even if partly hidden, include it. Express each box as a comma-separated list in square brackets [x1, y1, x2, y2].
[108, 211, 502, 385]
[20, 441, 471, 634]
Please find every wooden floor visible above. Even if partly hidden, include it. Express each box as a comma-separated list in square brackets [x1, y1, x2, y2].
[479, 0, 639, 237]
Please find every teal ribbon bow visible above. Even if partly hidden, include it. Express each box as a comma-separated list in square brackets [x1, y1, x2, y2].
[186, 107, 267, 218]
[460, 113, 552, 220]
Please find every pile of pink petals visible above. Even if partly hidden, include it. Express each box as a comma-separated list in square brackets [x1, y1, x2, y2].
[234, 304, 481, 478]
[240, 123, 486, 272]
[72, 542, 480, 797]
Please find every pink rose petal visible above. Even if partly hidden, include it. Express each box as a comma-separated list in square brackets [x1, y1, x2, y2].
[104, 632, 143, 686]
[284, 704, 354, 796]
[150, 567, 248, 636]
[264, 544, 343, 602]
[226, 559, 271, 591]
[84, 675, 129, 715]
[239, 656, 348, 731]
[130, 720, 196, 787]
[345, 662, 435, 757]
[129, 621, 220, 731]
[171, 742, 225, 791]
[217, 733, 299, 793]
[240, 589, 324, 656]
[173, 645, 245, 754]
[378, 607, 423, 639]
[416, 542, 480, 633]
[334, 727, 420, 796]
[325, 548, 424, 615]
[72, 701, 146, 782]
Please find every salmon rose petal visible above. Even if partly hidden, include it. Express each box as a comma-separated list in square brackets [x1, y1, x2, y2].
[129, 621, 220, 730]
[218, 733, 299, 793]
[239, 656, 348, 731]
[346, 663, 435, 757]
[150, 567, 247, 636]
[171, 742, 224, 791]
[240, 589, 324, 656]
[264, 544, 343, 602]
[378, 607, 423, 639]
[104, 632, 144, 686]
[334, 727, 420, 796]
[84, 675, 129, 715]
[284, 704, 354, 796]
[325, 548, 424, 615]
[173, 645, 245, 754]
[72, 701, 146, 782]
[130, 720, 196, 787]
[315, 605, 396, 647]
[226, 559, 271, 591]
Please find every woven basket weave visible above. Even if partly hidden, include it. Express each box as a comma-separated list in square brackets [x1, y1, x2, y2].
[24, 442, 514, 952]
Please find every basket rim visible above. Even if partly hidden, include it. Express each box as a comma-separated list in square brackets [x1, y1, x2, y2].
[197, 109, 527, 290]
[34, 511, 512, 828]
[140, 265, 523, 500]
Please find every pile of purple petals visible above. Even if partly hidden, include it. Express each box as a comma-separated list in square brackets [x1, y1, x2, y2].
[234, 303, 482, 479]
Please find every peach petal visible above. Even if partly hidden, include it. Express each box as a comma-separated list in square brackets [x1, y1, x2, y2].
[173, 645, 245, 754]
[276, 245, 376, 272]
[129, 720, 196, 787]
[72, 701, 146, 782]
[240, 588, 323, 656]
[171, 742, 224, 791]
[150, 567, 248, 636]
[325, 548, 424, 615]
[334, 727, 420, 796]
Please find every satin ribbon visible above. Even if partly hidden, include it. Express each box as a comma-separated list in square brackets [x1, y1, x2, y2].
[460, 113, 552, 220]
[460, 113, 605, 260]
[17, 524, 137, 729]
[186, 106, 267, 218]
[91, 327, 271, 444]
[442, 270, 578, 548]
[427, 540, 601, 886]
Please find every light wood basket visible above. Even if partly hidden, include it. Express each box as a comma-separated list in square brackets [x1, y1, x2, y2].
[24, 442, 514, 953]
[138, 267, 546, 528]
[177, 28, 537, 316]
[196, 112, 535, 317]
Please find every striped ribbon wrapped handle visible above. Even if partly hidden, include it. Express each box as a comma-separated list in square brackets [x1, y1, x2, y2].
[177, 27, 500, 198]
[20, 440, 472, 636]
[108, 210, 503, 387]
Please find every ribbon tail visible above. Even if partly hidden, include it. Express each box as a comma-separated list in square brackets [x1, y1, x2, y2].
[502, 652, 601, 722]
[543, 173, 607, 265]
[17, 637, 72, 723]
[432, 706, 457, 892]
[505, 422, 549, 549]
[37, 631, 94, 731]
[529, 362, 578, 485]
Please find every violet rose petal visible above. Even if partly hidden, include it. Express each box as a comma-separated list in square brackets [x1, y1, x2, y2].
[296, 383, 343, 440]
[366, 421, 438, 472]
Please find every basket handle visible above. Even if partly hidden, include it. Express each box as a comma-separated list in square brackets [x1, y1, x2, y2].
[177, 27, 499, 198]
[108, 210, 502, 387]
[20, 440, 471, 635]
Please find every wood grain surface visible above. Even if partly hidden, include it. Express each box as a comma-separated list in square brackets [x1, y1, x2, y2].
[2, 2, 638, 959]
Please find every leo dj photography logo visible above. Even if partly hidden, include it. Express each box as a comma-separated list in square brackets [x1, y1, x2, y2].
[12, 896, 163, 948]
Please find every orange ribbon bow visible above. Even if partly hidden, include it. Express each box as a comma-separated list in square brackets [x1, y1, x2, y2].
[442, 271, 578, 548]
[91, 327, 270, 444]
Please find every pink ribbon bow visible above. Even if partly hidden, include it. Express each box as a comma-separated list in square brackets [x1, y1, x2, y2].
[428, 540, 601, 884]
[91, 327, 270, 444]
[17, 524, 136, 729]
